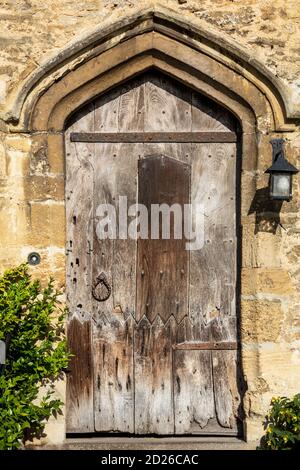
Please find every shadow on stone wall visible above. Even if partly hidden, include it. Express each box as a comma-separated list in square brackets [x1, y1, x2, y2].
[248, 187, 283, 234]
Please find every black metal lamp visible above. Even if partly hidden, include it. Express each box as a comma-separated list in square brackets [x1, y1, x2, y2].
[266, 138, 298, 201]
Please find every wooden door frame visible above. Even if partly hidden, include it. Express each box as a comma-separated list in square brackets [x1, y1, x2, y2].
[14, 10, 298, 442]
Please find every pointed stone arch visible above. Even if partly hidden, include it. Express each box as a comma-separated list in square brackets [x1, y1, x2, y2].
[2, 8, 298, 134]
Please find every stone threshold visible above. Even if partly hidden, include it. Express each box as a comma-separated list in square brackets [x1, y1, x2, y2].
[27, 436, 256, 451]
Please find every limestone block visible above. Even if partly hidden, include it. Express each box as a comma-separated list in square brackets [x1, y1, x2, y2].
[30, 134, 50, 175]
[5, 134, 31, 153]
[24, 175, 65, 202]
[47, 134, 64, 175]
[6, 148, 30, 177]
[241, 225, 282, 268]
[242, 268, 295, 296]
[244, 417, 264, 443]
[28, 202, 51, 246]
[49, 203, 66, 247]
[241, 300, 283, 342]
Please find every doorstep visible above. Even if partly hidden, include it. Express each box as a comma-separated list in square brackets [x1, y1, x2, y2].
[27, 436, 256, 451]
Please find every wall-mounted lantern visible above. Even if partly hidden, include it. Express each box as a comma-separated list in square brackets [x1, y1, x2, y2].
[266, 138, 298, 201]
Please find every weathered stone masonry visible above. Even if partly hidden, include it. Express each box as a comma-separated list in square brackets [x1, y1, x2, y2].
[0, 1, 300, 445]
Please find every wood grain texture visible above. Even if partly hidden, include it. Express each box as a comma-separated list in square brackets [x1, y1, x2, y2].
[134, 73, 194, 434]
[136, 154, 190, 324]
[91, 142, 138, 432]
[192, 91, 237, 132]
[144, 72, 192, 132]
[92, 86, 142, 430]
[93, 315, 134, 432]
[91, 75, 146, 432]
[118, 76, 145, 132]
[212, 350, 240, 430]
[134, 316, 176, 434]
[65, 103, 95, 432]
[173, 350, 215, 434]
[66, 319, 94, 432]
[189, 143, 237, 342]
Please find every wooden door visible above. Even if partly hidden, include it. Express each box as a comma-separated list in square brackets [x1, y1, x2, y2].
[65, 71, 242, 435]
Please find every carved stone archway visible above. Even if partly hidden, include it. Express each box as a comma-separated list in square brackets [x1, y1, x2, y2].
[2, 9, 298, 131]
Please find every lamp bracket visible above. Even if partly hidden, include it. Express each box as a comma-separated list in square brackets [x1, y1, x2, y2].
[270, 138, 285, 163]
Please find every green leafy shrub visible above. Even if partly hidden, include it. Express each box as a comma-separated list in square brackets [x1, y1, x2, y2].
[260, 394, 300, 450]
[0, 264, 70, 450]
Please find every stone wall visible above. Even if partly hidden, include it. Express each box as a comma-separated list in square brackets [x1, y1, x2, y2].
[0, 1, 300, 446]
[0, 0, 300, 117]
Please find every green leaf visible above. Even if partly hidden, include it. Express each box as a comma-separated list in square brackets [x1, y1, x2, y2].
[259, 394, 300, 450]
[0, 264, 70, 450]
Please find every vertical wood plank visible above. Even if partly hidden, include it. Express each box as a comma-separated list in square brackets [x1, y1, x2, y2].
[94, 315, 134, 433]
[92, 143, 137, 431]
[186, 140, 239, 433]
[92, 141, 138, 432]
[212, 350, 240, 430]
[92, 80, 143, 432]
[65, 104, 95, 432]
[134, 153, 189, 433]
[173, 350, 215, 434]
[134, 74, 193, 434]
[94, 87, 120, 131]
[144, 72, 191, 132]
[136, 155, 190, 324]
[66, 320, 93, 432]
[189, 143, 237, 341]
[134, 316, 176, 434]
[118, 76, 145, 132]
[192, 91, 237, 132]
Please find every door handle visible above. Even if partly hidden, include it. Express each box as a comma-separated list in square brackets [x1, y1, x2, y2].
[92, 272, 111, 301]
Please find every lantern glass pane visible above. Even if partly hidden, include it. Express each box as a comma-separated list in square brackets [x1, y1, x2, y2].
[271, 173, 291, 199]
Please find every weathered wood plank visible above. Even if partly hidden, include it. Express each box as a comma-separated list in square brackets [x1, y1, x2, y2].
[65, 105, 95, 432]
[134, 316, 176, 434]
[173, 350, 215, 434]
[212, 350, 240, 430]
[94, 86, 120, 132]
[118, 76, 145, 132]
[91, 148, 135, 431]
[136, 154, 190, 324]
[93, 316, 134, 432]
[92, 80, 143, 432]
[144, 72, 192, 131]
[70, 132, 237, 143]
[65, 103, 95, 432]
[143, 143, 191, 165]
[192, 91, 237, 132]
[134, 74, 194, 434]
[189, 143, 237, 342]
[66, 319, 94, 432]
[92, 142, 138, 432]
